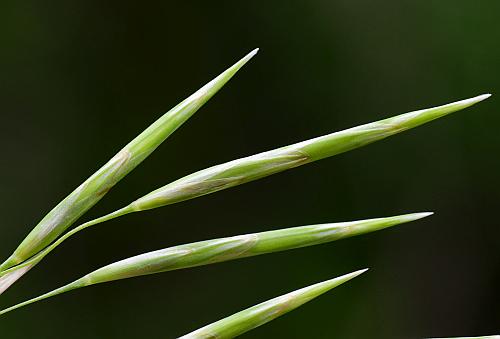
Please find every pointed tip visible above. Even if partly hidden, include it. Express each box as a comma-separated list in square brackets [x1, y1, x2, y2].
[222, 48, 259, 75]
[478, 93, 492, 101]
[186, 48, 259, 103]
[242, 48, 259, 62]
[401, 212, 434, 222]
[294, 269, 370, 304]
[398, 93, 492, 128]
[350, 268, 369, 277]
[462, 93, 492, 106]
[326, 268, 369, 286]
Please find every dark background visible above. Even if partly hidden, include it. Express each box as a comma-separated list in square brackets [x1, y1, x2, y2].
[0, 1, 498, 338]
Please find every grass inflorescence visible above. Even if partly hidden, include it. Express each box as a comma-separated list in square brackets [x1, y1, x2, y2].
[0, 49, 492, 338]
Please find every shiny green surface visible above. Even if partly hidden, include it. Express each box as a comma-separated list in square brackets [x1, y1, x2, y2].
[0, 213, 427, 316]
[0, 49, 257, 273]
[1, 2, 498, 338]
[0, 93, 483, 295]
[180, 270, 366, 338]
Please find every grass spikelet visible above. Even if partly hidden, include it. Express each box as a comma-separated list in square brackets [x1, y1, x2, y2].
[179, 270, 368, 338]
[0, 49, 258, 272]
[0, 213, 429, 315]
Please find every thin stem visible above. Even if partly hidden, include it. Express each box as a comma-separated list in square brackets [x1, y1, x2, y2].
[0, 206, 134, 278]
[0, 278, 86, 316]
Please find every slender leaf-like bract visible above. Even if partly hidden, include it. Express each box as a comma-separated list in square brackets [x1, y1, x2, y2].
[0, 49, 259, 273]
[0, 94, 489, 293]
[427, 336, 500, 339]
[0, 213, 428, 316]
[179, 269, 367, 339]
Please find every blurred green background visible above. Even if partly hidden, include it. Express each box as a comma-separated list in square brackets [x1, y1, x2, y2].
[0, 1, 499, 338]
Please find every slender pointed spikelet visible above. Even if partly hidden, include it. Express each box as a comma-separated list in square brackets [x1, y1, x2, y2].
[0, 213, 429, 315]
[179, 269, 368, 338]
[0, 49, 259, 272]
[427, 336, 500, 339]
[129, 94, 490, 211]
